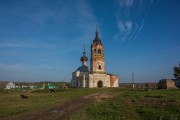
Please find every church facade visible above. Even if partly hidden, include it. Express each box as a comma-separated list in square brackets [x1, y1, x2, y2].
[71, 30, 119, 88]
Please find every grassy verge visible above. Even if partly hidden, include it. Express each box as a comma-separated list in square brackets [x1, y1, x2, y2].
[0, 88, 107, 119]
[70, 88, 180, 120]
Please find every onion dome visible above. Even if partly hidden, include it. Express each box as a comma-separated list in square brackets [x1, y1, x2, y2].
[80, 48, 88, 62]
[77, 47, 89, 72]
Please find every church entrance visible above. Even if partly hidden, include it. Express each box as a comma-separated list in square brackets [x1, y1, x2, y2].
[97, 81, 103, 88]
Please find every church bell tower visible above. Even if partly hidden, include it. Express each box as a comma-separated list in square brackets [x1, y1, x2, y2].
[90, 28, 105, 73]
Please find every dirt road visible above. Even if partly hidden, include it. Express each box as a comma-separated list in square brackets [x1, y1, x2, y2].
[7, 92, 110, 120]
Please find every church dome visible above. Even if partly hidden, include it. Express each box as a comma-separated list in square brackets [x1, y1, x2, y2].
[81, 51, 88, 62]
[77, 65, 89, 72]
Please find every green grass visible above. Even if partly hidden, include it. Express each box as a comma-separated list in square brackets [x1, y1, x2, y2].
[1, 88, 180, 120]
[86, 98, 141, 120]
[0, 88, 107, 119]
[70, 88, 180, 120]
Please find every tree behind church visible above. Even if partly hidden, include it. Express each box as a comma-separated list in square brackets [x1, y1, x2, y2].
[173, 63, 180, 79]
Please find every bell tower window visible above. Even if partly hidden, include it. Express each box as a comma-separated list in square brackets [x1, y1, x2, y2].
[98, 49, 101, 54]
[99, 65, 101, 70]
[94, 49, 96, 54]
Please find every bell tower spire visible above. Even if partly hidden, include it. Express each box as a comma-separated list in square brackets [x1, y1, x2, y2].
[93, 25, 101, 44]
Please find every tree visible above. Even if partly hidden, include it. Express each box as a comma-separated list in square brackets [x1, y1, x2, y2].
[173, 63, 180, 79]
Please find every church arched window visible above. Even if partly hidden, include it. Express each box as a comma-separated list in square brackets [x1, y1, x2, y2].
[99, 65, 101, 70]
[98, 49, 101, 54]
[94, 49, 96, 54]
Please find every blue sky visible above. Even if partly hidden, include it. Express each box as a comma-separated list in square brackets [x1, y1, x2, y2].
[0, 0, 180, 83]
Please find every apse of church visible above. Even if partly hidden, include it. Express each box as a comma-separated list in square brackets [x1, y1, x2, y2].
[71, 29, 119, 88]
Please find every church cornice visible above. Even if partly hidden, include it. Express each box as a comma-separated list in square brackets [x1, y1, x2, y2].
[89, 71, 106, 74]
[92, 54, 104, 59]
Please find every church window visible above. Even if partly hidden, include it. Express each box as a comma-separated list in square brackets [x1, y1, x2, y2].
[98, 49, 101, 54]
[99, 65, 101, 70]
[94, 49, 96, 54]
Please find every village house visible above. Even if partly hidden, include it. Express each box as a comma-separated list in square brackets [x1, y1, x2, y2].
[5, 82, 16, 89]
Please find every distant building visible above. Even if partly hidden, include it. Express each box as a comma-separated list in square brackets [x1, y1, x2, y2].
[29, 86, 35, 89]
[21, 85, 28, 89]
[48, 83, 58, 89]
[5, 82, 16, 89]
[158, 79, 177, 89]
[71, 29, 119, 88]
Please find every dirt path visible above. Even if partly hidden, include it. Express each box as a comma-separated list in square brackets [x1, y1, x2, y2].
[7, 92, 110, 120]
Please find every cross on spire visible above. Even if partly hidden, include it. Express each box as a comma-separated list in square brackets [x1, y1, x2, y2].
[94, 25, 100, 42]
[96, 25, 99, 34]
[83, 45, 86, 55]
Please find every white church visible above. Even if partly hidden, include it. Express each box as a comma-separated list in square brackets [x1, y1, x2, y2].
[71, 29, 119, 88]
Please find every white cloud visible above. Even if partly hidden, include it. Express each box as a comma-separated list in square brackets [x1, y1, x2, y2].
[117, 21, 132, 33]
[114, 20, 133, 42]
[126, 0, 134, 7]
[114, 0, 155, 42]
[117, 21, 125, 32]
[126, 21, 132, 30]
[134, 17, 145, 40]
[118, 0, 134, 8]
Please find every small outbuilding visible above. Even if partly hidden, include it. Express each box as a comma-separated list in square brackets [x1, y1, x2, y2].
[5, 82, 16, 89]
[158, 79, 177, 89]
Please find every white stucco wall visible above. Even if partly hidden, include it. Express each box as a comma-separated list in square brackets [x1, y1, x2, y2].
[89, 73, 111, 88]
[5, 82, 16, 89]
[71, 71, 119, 88]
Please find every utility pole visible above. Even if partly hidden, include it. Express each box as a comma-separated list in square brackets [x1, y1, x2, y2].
[132, 72, 135, 89]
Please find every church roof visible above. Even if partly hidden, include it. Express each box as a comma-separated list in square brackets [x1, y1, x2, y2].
[77, 65, 89, 72]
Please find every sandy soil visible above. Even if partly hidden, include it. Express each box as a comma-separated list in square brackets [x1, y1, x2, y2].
[7, 92, 111, 120]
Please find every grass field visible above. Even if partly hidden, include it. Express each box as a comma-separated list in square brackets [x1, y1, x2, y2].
[0, 88, 106, 119]
[0, 88, 180, 120]
[69, 88, 180, 120]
